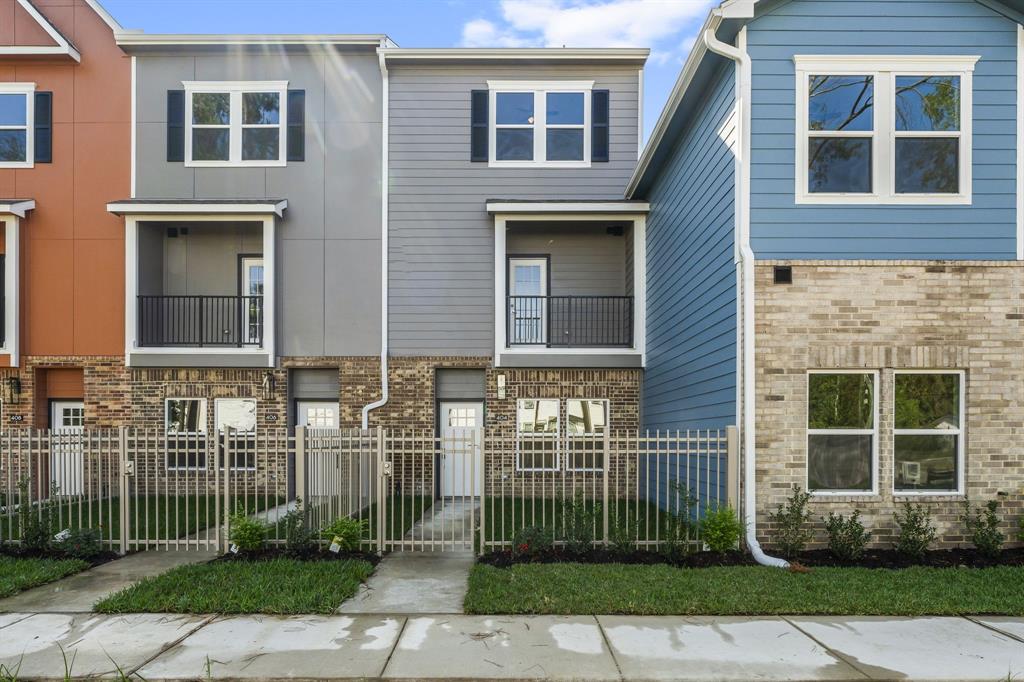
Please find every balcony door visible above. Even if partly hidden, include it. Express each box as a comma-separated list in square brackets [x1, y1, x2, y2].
[240, 257, 264, 346]
[508, 257, 547, 345]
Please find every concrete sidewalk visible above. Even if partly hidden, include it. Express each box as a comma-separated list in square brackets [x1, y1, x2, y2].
[1, 612, 1023, 680]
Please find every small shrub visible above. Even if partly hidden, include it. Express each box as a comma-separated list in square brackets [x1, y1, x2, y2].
[321, 516, 368, 552]
[608, 513, 639, 554]
[512, 525, 553, 557]
[228, 512, 267, 553]
[960, 498, 1004, 559]
[18, 479, 59, 552]
[768, 485, 813, 558]
[281, 499, 318, 553]
[659, 516, 693, 561]
[823, 510, 871, 561]
[893, 502, 937, 559]
[561, 495, 599, 554]
[57, 528, 104, 560]
[700, 504, 743, 553]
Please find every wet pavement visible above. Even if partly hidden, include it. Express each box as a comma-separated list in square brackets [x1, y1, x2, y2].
[1, 612, 1022, 680]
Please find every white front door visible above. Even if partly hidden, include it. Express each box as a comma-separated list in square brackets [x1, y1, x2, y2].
[50, 401, 84, 496]
[509, 258, 547, 345]
[296, 400, 346, 498]
[440, 401, 483, 497]
[241, 257, 264, 346]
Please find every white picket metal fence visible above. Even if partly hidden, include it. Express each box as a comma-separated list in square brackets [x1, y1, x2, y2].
[0, 425, 737, 555]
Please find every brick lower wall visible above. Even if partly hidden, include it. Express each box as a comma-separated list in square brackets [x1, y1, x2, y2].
[0, 356, 130, 428]
[754, 261, 1024, 548]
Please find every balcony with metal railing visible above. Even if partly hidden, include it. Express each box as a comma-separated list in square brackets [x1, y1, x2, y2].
[506, 295, 633, 348]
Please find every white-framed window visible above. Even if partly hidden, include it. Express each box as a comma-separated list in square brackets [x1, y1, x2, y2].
[215, 397, 258, 471]
[516, 398, 560, 471]
[184, 81, 288, 167]
[893, 370, 964, 495]
[806, 370, 878, 495]
[165, 398, 208, 470]
[0, 83, 34, 168]
[488, 80, 593, 168]
[565, 399, 607, 472]
[794, 56, 977, 205]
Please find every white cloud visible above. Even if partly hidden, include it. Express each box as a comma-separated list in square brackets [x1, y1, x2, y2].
[461, 0, 714, 49]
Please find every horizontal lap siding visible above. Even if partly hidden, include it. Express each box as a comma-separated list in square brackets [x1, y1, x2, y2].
[388, 65, 640, 356]
[643, 62, 738, 431]
[747, 0, 1018, 259]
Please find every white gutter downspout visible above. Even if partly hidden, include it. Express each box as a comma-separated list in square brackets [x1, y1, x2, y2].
[703, 16, 788, 569]
[363, 43, 391, 429]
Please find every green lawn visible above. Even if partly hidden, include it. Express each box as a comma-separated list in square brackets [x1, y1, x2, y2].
[465, 563, 1024, 616]
[480, 496, 695, 551]
[0, 556, 90, 599]
[1, 495, 283, 547]
[95, 557, 375, 615]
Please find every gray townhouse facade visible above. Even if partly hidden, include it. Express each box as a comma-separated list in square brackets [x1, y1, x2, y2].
[104, 36, 650, 461]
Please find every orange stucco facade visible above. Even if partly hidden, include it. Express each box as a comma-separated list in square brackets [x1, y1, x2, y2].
[0, 0, 129, 362]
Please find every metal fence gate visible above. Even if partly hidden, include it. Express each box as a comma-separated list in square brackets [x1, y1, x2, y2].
[1, 426, 736, 556]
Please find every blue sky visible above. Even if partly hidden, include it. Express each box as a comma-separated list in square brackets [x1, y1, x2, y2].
[102, 0, 715, 142]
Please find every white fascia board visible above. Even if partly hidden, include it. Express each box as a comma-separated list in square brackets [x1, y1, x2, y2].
[626, 0, 762, 198]
[382, 47, 649, 62]
[107, 201, 287, 218]
[83, 0, 123, 32]
[115, 33, 389, 48]
[486, 202, 649, 215]
[0, 201, 36, 218]
[13, 0, 81, 62]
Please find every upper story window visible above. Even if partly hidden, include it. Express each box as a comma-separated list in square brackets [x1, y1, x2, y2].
[794, 56, 978, 205]
[488, 81, 593, 168]
[0, 83, 34, 168]
[184, 82, 288, 167]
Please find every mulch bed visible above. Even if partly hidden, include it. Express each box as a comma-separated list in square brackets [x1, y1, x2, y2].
[0, 545, 119, 568]
[479, 546, 1024, 570]
[215, 547, 381, 565]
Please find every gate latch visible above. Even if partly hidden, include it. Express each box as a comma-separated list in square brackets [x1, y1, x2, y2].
[382, 461, 393, 477]
[124, 461, 135, 477]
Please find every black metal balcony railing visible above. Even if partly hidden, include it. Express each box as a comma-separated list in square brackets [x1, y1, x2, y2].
[138, 295, 263, 348]
[507, 295, 634, 348]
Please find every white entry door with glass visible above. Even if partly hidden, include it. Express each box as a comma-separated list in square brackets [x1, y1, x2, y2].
[50, 401, 85, 496]
[241, 257, 264, 346]
[508, 257, 547, 346]
[440, 401, 483, 497]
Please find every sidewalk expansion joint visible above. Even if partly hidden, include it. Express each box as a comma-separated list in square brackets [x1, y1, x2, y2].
[963, 616, 1024, 645]
[377, 616, 410, 679]
[127, 614, 219, 676]
[594, 616, 625, 681]
[781, 617, 872, 680]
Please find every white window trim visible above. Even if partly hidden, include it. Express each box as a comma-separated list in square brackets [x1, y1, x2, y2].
[0, 214, 21, 365]
[487, 80, 593, 168]
[0, 83, 35, 169]
[564, 398, 608, 473]
[515, 398, 561, 472]
[183, 81, 288, 168]
[806, 369, 879, 497]
[215, 397, 258, 472]
[794, 55, 978, 205]
[893, 369, 965, 497]
[164, 397, 209, 471]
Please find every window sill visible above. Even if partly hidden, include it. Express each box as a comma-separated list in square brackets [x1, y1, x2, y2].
[489, 160, 591, 169]
[795, 193, 972, 206]
[0, 161, 33, 169]
[184, 160, 287, 169]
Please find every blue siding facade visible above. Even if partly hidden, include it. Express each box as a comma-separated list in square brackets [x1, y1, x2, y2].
[747, 0, 1019, 259]
[643, 61, 738, 431]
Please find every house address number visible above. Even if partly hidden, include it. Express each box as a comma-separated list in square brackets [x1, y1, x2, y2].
[9, 415, 24, 423]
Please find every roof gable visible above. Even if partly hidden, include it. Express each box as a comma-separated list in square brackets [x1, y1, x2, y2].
[0, 0, 81, 61]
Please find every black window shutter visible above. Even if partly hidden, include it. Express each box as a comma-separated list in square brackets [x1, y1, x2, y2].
[167, 90, 185, 162]
[470, 89, 488, 162]
[287, 89, 305, 162]
[34, 92, 52, 163]
[592, 89, 610, 162]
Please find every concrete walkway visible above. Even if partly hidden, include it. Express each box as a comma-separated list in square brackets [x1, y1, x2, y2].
[1, 612, 1023, 680]
[337, 552, 474, 614]
[0, 550, 215, 613]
